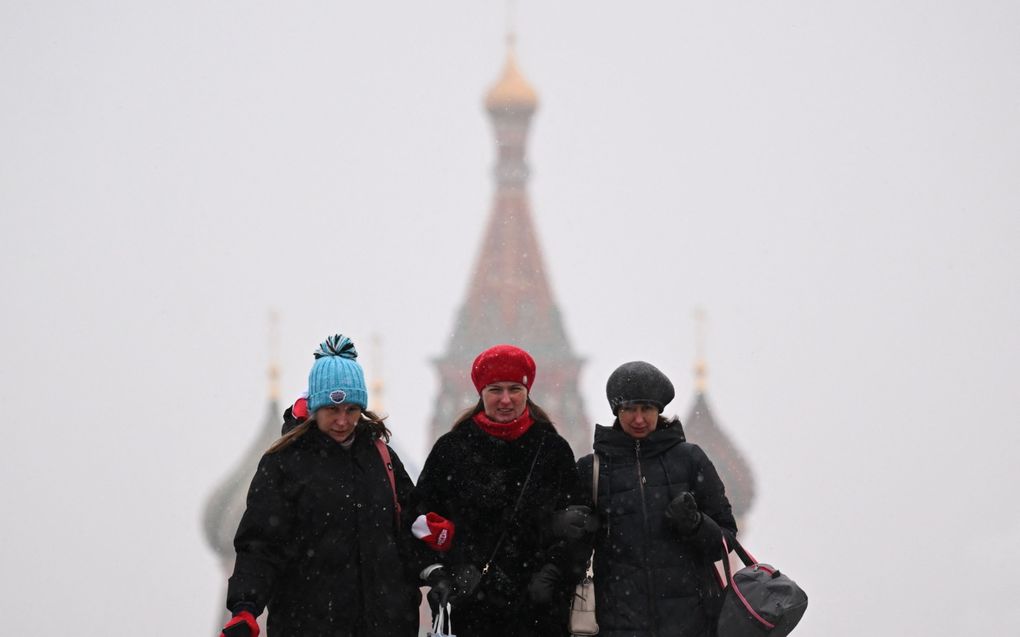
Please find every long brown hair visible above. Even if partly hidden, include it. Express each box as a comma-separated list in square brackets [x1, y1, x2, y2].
[452, 398, 554, 430]
[266, 409, 391, 454]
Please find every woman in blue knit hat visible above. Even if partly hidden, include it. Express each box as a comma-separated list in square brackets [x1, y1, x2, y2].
[219, 334, 422, 637]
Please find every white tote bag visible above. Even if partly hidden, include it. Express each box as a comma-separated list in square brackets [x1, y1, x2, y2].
[428, 603, 455, 637]
[570, 453, 600, 636]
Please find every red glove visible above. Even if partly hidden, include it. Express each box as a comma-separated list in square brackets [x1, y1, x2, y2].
[412, 512, 455, 552]
[292, 394, 309, 421]
[221, 611, 259, 637]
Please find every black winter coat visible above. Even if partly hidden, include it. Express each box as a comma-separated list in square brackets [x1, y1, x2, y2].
[576, 423, 737, 637]
[410, 417, 583, 637]
[227, 423, 421, 637]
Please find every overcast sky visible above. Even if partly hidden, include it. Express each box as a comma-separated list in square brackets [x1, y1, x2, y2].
[2, 2, 1018, 635]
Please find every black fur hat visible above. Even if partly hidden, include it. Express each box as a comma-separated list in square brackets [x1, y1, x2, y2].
[606, 361, 675, 415]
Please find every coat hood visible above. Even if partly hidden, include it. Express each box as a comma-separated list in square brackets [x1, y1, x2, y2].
[592, 421, 686, 459]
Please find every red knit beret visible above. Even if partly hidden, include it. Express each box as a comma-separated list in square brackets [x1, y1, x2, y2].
[471, 344, 536, 393]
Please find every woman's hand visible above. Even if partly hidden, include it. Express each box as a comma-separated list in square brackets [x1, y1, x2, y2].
[527, 563, 563, 605]
[550, 505, 599, 539]
[665, 492, 702, 535]
[425, 569, 454, 612]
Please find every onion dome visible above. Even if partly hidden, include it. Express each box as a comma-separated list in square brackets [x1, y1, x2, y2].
[683, 314, 756, 521]
[484, 45, 538, 111]
[685, 380, 756, 520]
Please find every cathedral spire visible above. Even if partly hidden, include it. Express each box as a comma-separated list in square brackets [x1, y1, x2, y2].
[268, 308, 281, 402]
[694, 307, 708, 393]
[203, 310, 284, 632]
[683, 310, 756, 522]
[368, 333, 386, 415]
[428, 39, 591, 457]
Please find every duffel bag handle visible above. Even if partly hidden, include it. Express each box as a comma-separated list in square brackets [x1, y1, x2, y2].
[720, 535, 762, 584]
[722, 534, 757, 569]
[719, 535, 778, 631]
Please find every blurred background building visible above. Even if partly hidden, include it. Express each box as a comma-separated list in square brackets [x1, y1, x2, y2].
[204, 39, 755, 630]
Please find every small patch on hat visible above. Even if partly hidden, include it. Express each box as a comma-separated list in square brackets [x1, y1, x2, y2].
[329, 389, 347, 404]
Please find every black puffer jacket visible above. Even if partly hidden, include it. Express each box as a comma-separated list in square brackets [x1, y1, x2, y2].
[410, 416, 583, 637]
[577, 422, 737, 637]
[227, 423, 421, 637]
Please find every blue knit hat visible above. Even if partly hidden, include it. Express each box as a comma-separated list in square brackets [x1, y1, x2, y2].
[307, 334, 368, 413]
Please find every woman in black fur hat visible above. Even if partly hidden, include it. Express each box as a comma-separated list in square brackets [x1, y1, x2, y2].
[576, 361, 738, 637]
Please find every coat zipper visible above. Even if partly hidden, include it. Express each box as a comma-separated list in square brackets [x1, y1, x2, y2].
[635, 439, 659, 637]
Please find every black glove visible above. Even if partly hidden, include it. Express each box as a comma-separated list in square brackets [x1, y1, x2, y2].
[425, 568, 454, 612]
[665, 491, 702, 535]
[550, 505, 599, 539]
[527, 563, 563, 605]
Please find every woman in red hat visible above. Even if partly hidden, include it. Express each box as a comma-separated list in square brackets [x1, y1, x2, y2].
[409, 345, 593, 637]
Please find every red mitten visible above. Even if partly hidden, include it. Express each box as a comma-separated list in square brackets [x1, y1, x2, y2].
[221, 610, 259, 637]
[412, 512, 455, 552]
[292, 394, 309, 421]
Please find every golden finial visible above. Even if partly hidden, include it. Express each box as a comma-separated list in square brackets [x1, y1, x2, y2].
[694, 308, 708, 393]
[368, 333, 385, 414]
[267, 308, 281, 401]
[484, 6, 538, 111]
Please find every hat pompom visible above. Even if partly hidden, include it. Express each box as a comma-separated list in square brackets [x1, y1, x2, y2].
[315, 334, 358, 360]
[308, 333, 368, 412]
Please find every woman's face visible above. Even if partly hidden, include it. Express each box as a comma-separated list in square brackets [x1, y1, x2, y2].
[617, 403, 659, 439]
[481, 382, 529, 423]
[315, 403, 362, 443]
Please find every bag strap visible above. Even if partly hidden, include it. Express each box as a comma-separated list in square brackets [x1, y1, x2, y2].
[726, 535, 757, 568]
[583, 453, 601, 578]
[482, 436, 546, 574]
[373, 437, 400, 525]
[720, 535, 776, 630]
[431, 603, 453, 635]
[720, 535, 759, 580]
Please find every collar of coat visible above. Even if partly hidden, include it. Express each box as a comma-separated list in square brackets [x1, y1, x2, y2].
[303, 423, 370, 452]
[592, 422, 685, 459]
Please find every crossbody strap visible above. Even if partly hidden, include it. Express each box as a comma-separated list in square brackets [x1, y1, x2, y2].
[373, 438, 400, 526]
[584, 453, 601, 578]
[482, 436, 546, 574]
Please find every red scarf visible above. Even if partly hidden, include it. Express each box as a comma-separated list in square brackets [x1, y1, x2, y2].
[473, 411, 535, 441]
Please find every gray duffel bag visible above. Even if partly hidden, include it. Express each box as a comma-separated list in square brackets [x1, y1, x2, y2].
[716, 536, 808, 637]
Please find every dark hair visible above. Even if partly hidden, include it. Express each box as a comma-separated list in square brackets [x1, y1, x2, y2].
[266, 409, 391, 454]
[452, 398, 554, 430]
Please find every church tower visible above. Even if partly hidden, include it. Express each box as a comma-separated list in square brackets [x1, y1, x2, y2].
[683, 312, 756, 525]
[428, 39, 592, 457]
[203, 313, 283, 632]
